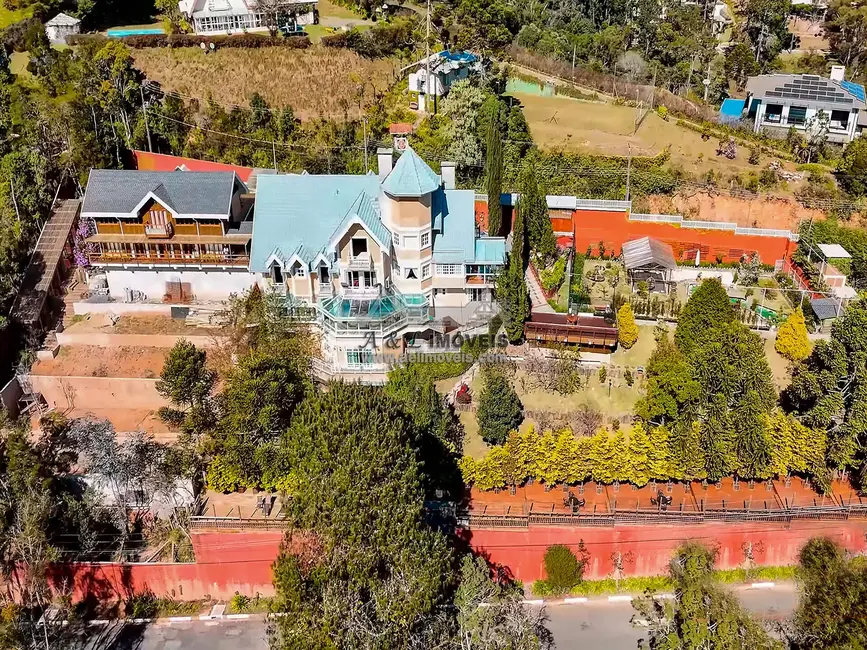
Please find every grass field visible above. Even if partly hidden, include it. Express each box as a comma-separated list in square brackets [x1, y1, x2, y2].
[131, 46, 399, 121]
[318, 0, 365, 19]
[511, 91, 784, 176]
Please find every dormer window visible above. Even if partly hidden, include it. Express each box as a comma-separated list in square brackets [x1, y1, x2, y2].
[291, 261, 306, 278]
[270, 263, 284, 284]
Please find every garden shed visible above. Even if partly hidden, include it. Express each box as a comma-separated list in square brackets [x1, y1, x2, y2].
[622, 236, 677, 294]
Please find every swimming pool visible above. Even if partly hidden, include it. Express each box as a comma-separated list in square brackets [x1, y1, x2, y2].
[107, 28, 165, 38]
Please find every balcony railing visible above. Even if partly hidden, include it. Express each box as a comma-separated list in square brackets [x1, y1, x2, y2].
[346, 253, 373, 270]
[89, 252, 250, 267]
[144, 222, 174, 238]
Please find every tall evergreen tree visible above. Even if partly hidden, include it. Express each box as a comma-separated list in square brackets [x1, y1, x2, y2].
[674, 278, 736, 356]
[485, 117, 503, 237]
[496, 186, 530, 343]
[519, 158, 555, 261]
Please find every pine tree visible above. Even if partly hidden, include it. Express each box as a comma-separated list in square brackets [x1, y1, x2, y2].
[496, 193, 530, 343]
[617, 304, 639, 350]
[477, 370, 524, 445]
[675, 278, 736, 356]
[775, 308, 811, 361]
[626, 424, 652, 486]
[518, 158, 555, 261]
[485, 116, 503, 237]
[647, 426, 673, 480]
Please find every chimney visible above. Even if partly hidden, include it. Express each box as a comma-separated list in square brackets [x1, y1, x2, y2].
[441, 161, 456, 190]
[831, 65, 846, 82]
[377, 147, 393, 179]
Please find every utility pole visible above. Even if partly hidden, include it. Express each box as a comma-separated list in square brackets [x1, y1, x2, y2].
[140, 85, 153, 153]
[703, 59, 712, 102]
[425, 0, 431, 114]
[571, 43, 576, 79]
[362, 117, 369, 172]
[625, 144, 632, 202]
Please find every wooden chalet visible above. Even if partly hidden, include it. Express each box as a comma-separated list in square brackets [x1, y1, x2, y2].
[82, 170, 252, 268]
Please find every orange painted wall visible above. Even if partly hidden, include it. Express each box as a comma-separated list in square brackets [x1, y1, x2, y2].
[571, 208, 795, 264]
[461, 520, 867, 583]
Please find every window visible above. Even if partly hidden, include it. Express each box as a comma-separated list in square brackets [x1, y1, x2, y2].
[436, 263, 461, 275]
[405, 267, 418, 280]
[351, 237, 368, 257]
[271, 263, 283, 284]
[467, 288, 487, 301]
[422, 264, 430, 279]
[434, 288, 448, 296]
[403, 234, 418, 249]
[291, 262, 306, 278]
[347, 349, 374, 368]
[421, 231, 430, 248]
[788, 106, 807, 127]
[831, 109, 850, 130]
[764, 104, 783, 123]
[392, 232, 400, 247]
[318, 265, 329, 285]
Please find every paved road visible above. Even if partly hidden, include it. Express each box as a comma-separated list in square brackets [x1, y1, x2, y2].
[69, 586, 799, 650]
[547, 585, 799, 650]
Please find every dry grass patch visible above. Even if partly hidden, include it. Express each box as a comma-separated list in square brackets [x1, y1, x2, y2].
[513, 91, 799, 177]
[132, 46, 400, 121]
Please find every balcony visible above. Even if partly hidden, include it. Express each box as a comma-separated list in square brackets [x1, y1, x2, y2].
[89, 251, 250, 267]
[466, 274, 496, 286]
[144, 222, 174, 239]
[346, 253, 373, 271]
[316, 290, 430, 335]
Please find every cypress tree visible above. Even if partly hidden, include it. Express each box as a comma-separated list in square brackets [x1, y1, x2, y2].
[485, 117, 503, 237]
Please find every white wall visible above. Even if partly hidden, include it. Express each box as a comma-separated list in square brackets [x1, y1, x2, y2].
[670, 268, 735, 286]
[106, 268, 259, 302]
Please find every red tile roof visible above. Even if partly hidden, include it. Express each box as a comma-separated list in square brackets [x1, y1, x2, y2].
[132, 151, 254, 183]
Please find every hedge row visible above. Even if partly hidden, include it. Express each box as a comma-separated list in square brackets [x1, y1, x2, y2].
[67, 33, 310, 49]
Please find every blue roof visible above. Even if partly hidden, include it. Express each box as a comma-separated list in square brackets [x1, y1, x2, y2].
[382, 147, 441, 197]
[841, 80, 866, 103]
[720, 98, 746, 123]
[432, 189, 496, 264]
[250, 173, 382, 273]
[329, 191, 391, 251]
[474, 238, 506, 263]
[438, 49, 477, 63]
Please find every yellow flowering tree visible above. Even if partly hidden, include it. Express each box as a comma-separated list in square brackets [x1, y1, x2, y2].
[775, 308, 811, 361]
[618, 303, 640, 349]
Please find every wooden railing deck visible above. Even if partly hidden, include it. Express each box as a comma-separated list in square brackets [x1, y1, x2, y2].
[89, 252, 250, 267]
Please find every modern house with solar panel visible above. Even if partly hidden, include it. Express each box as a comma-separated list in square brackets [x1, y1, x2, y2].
[743, 67, 867, 143]
[250, 147, 506, 377]
[178, 0, 316, 36]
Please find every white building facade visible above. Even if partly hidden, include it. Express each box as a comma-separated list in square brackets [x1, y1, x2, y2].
[178, 0, 316, 35]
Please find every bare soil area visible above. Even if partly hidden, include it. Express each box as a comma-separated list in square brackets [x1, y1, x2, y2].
[646, 191, 826, 230]
[32, 345, 168, 378]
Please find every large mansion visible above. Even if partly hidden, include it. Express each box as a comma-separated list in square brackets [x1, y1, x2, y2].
[82, 148, 506, 378]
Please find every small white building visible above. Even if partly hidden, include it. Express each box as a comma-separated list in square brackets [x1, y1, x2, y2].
[45, 13, 81, 44]
[408, 50, 479, 113]
[178, 0, 316, 36]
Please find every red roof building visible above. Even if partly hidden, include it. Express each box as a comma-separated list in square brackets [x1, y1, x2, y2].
[132, 151, 255, 184]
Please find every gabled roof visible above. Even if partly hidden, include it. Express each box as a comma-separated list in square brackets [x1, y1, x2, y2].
[382, 147, 441, 197]
[432, 189, 493, 264]
[82, 170, 238, 219]
[622, 237, 677, 270]
[746, 74, 867, 110]
[46, 12, 81, 26]
[810, 297, 843, 321]
[250, 173, 382, 273]
[328, 191, 392, 252]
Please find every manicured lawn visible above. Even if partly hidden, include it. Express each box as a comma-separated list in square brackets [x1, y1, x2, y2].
[304, 23, 334, 43]
[318, 0, 364, 19]
[611, 325, 658, 367]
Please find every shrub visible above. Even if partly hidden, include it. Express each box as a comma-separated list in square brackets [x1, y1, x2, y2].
[624, 369, 634, 386]
[775, 308, 811, 361]
[543, 544, 586, 594]
[115, 33, 310, 49]
[657, 106, 669, 121]
[617, 304, 639, 349]
[230, 593, 250, 613]
[749, 147, 760, 165]
[598, 366, 607, 383]
[126, 591, 159, 619]
[539, 257, 567, 293]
